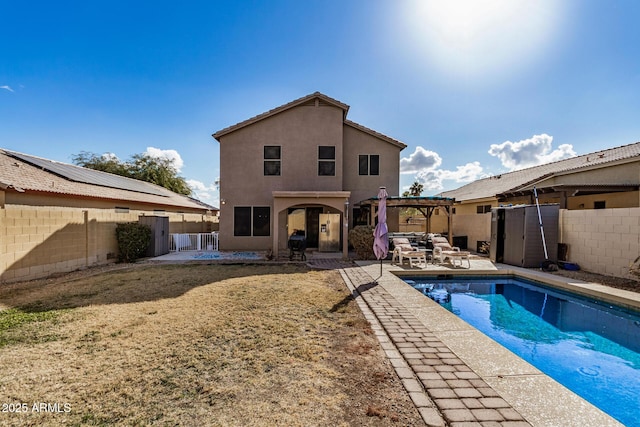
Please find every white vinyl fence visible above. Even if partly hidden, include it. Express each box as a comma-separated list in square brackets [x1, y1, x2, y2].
[170, 232, 219, 252]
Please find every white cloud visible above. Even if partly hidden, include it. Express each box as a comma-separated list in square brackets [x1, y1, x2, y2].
[488, 134, 576, 171]
[402, 146, 486, 191]
[145, 147, 184, 171]
[1, 85, 14, 92]
[400, 147, 442, 173]
[439, 161, 484, 182]
[416, 161, 486, 191]
[187, 179, 219, 206]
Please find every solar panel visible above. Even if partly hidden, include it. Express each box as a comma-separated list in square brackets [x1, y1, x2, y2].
[6, 151, 169, 197]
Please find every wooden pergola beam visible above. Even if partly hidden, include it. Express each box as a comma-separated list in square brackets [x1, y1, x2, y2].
[358, 196, 456, 244]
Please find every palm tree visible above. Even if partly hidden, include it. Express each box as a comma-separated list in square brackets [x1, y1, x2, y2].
[409, 181, 424, 197]
[401, 181, 424, 222]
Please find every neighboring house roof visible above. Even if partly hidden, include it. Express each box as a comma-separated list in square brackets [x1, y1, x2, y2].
[212, 91, 407, 149]
[0, 149, 217, 211]
[439, 142, 640, 202]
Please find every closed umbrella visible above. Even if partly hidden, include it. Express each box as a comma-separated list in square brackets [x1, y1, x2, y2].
[373, 187, 389, 277]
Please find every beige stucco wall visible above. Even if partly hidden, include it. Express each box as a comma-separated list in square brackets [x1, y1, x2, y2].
[448, 213, 491, 251]
[3, 189, 217, 214]
[342, 125, 400, 202]
[217, 102, 403, 251]
[0, 205, 217, 283]
[567, 191, 639, 209]
[548, 161, 639, 187]
[560, 208, 640, 279]
[342, 124, 401, 234]
[218, 104, 345, 251]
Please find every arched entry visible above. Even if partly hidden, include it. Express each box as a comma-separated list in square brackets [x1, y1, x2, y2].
[286, 206, 342, 251]
[273, 191, 351, 259]
[287, 206, 324, 248]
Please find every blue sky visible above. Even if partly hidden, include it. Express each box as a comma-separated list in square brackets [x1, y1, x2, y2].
[1, 0, 639, 205]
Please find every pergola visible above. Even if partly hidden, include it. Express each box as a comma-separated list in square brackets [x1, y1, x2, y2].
[356, 195, 456, 243]
[497, 184, 639, 208]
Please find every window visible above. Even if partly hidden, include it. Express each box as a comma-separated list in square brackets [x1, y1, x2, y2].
[594, 201, 606, 209]
[264, 146, 281, 176]
[234, 206, 271, 236]
[476, 205, 492, 214]
[359, 154, 379, 175]
[253, 207, 270, 236]
[234, 207, 252, 236]
[318, 146, 335, 176]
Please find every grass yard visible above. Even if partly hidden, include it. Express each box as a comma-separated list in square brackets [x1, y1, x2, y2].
[0, 263, 424, 426]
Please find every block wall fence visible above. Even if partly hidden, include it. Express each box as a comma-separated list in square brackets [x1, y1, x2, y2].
[2, 205, 637, 282]
[452, 208, 639, 279]
[0, 206, 217, 283]
[560, 207, 640, 279]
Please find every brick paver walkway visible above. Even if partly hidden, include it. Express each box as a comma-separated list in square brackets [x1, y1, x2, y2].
[340, 265, 531, 427]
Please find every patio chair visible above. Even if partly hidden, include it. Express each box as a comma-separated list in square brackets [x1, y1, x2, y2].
[431, 236, 471, 268]
[391, 237, 427, 268]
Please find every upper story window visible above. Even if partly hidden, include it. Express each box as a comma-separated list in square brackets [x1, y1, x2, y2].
[318, 146, 335, 176]
[358, 154, 379, 175]
[264, 146, 281, 176]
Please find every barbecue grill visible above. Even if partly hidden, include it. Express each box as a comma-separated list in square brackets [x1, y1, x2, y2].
[288, 233, 307, 261]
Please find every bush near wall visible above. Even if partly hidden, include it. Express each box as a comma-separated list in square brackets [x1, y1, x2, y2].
[349, 225, 375, 260]
[115, 222, 152, 262]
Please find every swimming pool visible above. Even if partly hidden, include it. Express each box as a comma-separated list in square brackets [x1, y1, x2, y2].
[403, 275, 640, 427]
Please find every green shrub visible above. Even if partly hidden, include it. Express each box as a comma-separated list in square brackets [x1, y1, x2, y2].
[348, 225, 375, 260]
[115, 222, 152, 262]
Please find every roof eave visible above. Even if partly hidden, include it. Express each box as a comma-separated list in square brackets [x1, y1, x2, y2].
[344, 120, 407, 150]
[212, 91, 350, 141]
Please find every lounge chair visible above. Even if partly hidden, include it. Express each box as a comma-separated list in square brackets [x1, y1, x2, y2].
[431, 236, 471, 268]
[392, 237, 427, 268]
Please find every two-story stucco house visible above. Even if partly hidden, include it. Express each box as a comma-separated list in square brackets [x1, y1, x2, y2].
[212, 92, 407, 258]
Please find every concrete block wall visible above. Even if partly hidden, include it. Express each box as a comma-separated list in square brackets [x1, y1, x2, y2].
[560, 208, 640, 279]
[1, 206, 217, 283]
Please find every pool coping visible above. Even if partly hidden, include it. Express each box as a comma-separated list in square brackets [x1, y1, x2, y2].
[345, 261, 626, 427]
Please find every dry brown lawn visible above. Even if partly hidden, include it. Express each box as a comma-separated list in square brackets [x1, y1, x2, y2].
[0, 263, 424, 426]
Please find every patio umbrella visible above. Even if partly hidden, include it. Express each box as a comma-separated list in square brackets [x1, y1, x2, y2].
[372, 186, 389, 278]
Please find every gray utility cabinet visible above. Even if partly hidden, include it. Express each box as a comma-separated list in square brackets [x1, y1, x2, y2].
[490, 204, 559, 267]
[139, 215, 170, 257]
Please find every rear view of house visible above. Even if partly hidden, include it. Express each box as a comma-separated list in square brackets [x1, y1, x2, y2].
[213, 92, 407, 257]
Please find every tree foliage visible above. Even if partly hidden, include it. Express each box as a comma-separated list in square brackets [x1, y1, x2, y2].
[115, 222, 152, 262]
[72, 151, 192, 195]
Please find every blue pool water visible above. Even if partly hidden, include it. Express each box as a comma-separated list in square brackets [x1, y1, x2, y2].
[404, 276, 640, 427]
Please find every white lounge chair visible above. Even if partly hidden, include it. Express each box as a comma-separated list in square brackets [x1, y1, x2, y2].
[392, 237, 427, 268]
[431, 236, 471, 268]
